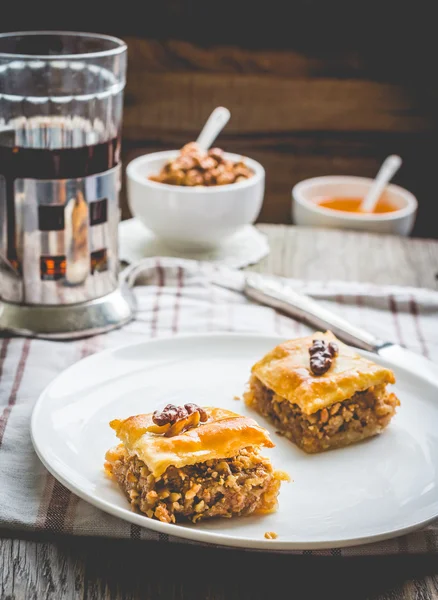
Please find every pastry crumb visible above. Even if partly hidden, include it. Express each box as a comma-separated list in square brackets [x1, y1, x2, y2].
[264, 531, 278, 540]
[233, 395, 241, 401]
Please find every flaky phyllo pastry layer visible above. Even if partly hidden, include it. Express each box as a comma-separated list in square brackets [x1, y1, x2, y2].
[105, 407, 288, 524]
[244, 331, 400, 453]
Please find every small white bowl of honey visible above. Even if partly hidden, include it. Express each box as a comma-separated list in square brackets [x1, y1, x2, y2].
[292, 176, 417, 236]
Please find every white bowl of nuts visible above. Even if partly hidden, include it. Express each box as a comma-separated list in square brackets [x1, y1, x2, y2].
[126, 142, 265, 250]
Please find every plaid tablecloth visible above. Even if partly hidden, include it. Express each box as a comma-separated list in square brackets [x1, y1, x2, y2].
[1, 257, 438, 555]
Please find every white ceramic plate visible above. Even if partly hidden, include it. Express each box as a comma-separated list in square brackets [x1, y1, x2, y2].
[31, 333, 438, 550]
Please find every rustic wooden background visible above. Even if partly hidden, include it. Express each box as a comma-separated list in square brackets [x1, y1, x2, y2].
[2, 2, 438, 238]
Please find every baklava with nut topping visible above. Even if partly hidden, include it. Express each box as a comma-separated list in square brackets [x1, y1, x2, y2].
[244, 331, 400, 453]
[105, 404, 288, 524]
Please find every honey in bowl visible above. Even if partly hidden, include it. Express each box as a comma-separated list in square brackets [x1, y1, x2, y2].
[317, 196, 398, 214]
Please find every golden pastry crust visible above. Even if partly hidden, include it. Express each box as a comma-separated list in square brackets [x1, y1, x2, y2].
[250, 331, 395, 415]
[110, 407, 274, 478]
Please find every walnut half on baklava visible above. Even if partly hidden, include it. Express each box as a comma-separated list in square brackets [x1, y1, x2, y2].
[244, 332, 400, 454]
[105, 405, 288, 524]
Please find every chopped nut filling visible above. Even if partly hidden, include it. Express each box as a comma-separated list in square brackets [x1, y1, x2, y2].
[246, 376, 399, 453]
[105, 446, 285, 523]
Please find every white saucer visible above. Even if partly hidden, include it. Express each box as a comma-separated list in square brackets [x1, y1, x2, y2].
[119, 219, 269, 268]
[31, 333, 438, 550]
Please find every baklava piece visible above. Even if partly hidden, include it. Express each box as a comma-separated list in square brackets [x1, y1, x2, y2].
[105, 404, 288, 524]
[244, 332, 400, 453]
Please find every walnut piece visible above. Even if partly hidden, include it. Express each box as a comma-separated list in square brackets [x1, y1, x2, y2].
[165, 411, 200, 437]
[309, 340, 338, 376]
[152, 403, 208, 437]
[148, 142, 254, 187]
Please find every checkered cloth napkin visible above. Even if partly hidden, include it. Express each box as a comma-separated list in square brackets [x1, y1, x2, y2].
[1, 257, 438, 555]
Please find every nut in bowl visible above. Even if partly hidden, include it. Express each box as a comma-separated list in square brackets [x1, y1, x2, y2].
[149, 142, 255, 187]
[126, 143, 265, 251]
[292, 176, 417, 236]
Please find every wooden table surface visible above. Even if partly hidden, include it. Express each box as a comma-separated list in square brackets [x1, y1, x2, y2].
[1, 225, 438, 600]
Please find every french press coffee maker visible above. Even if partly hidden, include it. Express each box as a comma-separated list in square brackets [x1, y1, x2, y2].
[0, 31, 133, 338]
